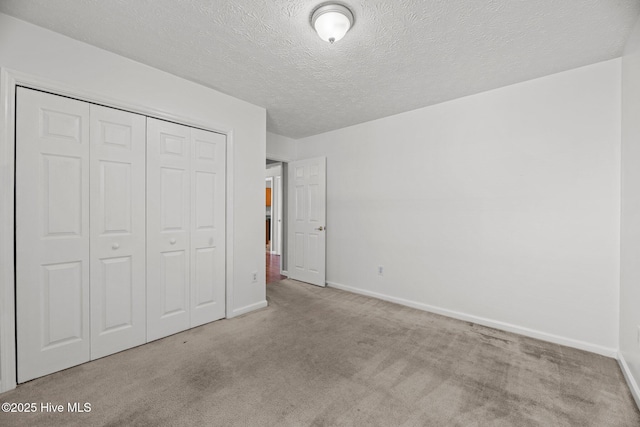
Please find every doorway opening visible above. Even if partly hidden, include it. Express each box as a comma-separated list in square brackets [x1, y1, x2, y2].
[266, 159, 286, 283]
[264, 155, 326, 287]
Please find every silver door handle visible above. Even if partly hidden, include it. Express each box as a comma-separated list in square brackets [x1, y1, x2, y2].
[170, 238, 176, 245]
[316, 226, 325, 231]
[112, 243, 120, 250]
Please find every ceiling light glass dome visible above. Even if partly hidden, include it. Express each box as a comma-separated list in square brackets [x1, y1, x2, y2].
[311, 4, 354, 44]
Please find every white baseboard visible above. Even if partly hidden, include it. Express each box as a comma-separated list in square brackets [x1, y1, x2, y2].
[281, 270, 289, 277]
[618, 352, 640, 410]
[231, 300, 268, 317]
[326, 281, 617, 358]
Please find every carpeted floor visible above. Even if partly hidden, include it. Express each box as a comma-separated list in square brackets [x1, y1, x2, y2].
[1, 279, 639, 426]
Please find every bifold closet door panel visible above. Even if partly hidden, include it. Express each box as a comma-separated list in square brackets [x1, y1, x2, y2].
[147, 118, 191, 341]
[16, 88, 91, 383]
[190, 129, 226, 327]
[90, 105, 146, 359]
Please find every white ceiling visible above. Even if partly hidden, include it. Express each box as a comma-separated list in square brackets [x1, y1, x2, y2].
[1, 0, 638, 138]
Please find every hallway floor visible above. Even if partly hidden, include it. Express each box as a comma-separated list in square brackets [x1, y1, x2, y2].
[266, 253, 285, 284]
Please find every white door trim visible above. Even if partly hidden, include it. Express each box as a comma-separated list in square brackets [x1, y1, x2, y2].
[0, 67, 236, 393]
[274, 175, 282, 256]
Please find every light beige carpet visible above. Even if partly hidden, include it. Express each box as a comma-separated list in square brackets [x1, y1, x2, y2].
[1, 278, 638, 426]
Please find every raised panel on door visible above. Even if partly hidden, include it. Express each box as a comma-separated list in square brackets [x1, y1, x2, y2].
[99, 257, 133, 328]
[42, 262, 84, 348]
[42, 154, 83, 236]
[90, 105, 146, 359]
[147, 118, 191, 341]
[293, 182, 306, 271]
[16, 87, 91, 382]
[161, 250, 188, 314]
[190, 129, 226, 327]
[161, 167, 187, 230]
[287, 157, 327, 287]
[294, 233, 305, 269]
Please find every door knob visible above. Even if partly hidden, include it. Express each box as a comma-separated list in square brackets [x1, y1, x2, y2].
[315, 226, 325, 231]
[170, 238, 176, 245]
[112, 243, 120, 250]
[209, 238, 214, 245]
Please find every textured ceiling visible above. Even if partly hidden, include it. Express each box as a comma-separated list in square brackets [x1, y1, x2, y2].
[1, 0, 638, 138]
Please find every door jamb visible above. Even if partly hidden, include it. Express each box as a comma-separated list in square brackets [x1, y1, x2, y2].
[266, 159, 288, 276]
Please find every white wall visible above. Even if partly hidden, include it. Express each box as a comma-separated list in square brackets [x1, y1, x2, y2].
[297, 59, 622, 355]
[0, 13, 266, 391]
[620, 13, 640, 404]
[267, 131, 296, 161]
[265, 164, 283, 178]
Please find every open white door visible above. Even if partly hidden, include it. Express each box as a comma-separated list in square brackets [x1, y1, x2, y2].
[287, 157, 326, 287]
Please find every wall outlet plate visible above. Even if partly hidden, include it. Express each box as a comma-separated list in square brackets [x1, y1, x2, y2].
[378, 266, 384, 276]
[252, 272, 258, 283]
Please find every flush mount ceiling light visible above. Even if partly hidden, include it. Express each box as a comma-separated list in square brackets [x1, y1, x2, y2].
[311, 3, 354, 44]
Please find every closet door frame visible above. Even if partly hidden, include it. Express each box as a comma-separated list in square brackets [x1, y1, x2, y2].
[0, 68, 236, 393]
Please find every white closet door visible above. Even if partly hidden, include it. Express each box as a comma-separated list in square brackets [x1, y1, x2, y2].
[147, 118, 191, 341]
[16, 88, 91, 382]
[90, 105, 146, 359]
[190, 129, 226, 327]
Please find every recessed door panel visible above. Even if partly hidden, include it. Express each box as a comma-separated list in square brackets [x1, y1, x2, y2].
[17, 87, 91, 383]
[100, 161, 132, 235]
[42, 154, 83, 237]
[90, 104, 146, 360]
[307, 234, 319, 273]
[295, 232, 305, 269]
[194, 247, 216, 307]
[161, 167, 187, 231]
[161, 133, 186, 156]
[100, 121, 132, 150]
[41, 109, 82, 142]
[42, 261, 83, 349]
[308, 184, 320, 223]
[295, 185, 305, 222]
[162, 251, 188, 316]
[195, 171, 215, 230]
[99, 256, 133, 333]
[195, 138, 216, 161]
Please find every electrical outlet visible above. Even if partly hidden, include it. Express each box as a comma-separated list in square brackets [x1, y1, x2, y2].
[378, 266, 384, 276]
[252, 272, 258, 283]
